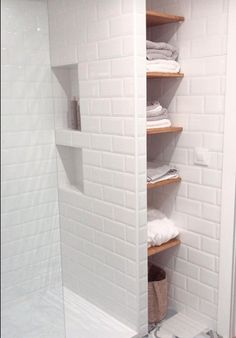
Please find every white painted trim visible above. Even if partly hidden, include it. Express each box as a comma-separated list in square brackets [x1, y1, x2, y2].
[217, 1, 236, 337]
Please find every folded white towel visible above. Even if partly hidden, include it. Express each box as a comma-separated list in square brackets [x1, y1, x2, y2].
[147, 119, 171, 129]
[147, 209, 179, 248]
[147, 59, 180, 66]
[147, 65, 180, 73]
[147, 59, 181, 73]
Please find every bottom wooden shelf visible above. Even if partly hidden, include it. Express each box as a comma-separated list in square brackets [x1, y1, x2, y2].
[148, 238, 181, 256]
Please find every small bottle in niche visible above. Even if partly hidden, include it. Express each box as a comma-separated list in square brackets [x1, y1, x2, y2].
[77, 99, 81, 131]
[68, 96, 78, 130]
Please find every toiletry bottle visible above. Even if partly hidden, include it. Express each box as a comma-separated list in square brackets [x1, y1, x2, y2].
[77, 98, 81, 131]
[69, 96, 78, 130]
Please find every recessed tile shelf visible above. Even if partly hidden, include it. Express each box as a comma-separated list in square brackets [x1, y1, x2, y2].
[148, 239, 181, 256]
[55, 129, 90, 148]
[146, 10, 184, 27]
[147, 72, 184, 79]
[147, 126, 183, 135]
[147, 177, 181, 189]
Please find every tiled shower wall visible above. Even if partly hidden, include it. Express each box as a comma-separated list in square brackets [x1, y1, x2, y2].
[147, 0, 228, 329]
[1, 0, 63, 307]
[47, 0, 147, 334]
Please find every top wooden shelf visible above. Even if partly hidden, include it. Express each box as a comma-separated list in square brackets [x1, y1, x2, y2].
[146, 10, 184, 27]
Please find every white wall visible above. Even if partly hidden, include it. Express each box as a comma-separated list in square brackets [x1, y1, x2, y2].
[47, 0, 147, 335]
[1, 0, 64, 336]
[217, 0, 236, 336]
[147, 0, 228, 329]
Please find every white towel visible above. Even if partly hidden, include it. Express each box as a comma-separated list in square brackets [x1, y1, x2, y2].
[147, 101, 162, 113]
[147, 59, 181, 73]
[147, 209, 179, 248]
[147, 119, 171, 129]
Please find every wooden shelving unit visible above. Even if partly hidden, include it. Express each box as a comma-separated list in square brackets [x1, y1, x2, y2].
[147, 71, 184, 79]
[148, 238, 181, 256]
[147, 176, 181, 190]
[146, 10, 184, 259]
[146, 10, 184, 27]
[147, 126, 183, 135]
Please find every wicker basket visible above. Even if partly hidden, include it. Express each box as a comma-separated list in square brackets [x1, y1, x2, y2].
[148, 265, 167, 324]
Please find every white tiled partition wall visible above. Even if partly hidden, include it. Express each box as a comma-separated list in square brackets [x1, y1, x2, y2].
[1, 1, 65, 338]
[47, 0, 147, 336]
[147, 0, 228, 330]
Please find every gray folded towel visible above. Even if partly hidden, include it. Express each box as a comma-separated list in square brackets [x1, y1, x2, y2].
[147, 51, 178, 61]
[147, 48, 173, 57]
[146, 40, 179, 61]
[146, 40, 177, 53]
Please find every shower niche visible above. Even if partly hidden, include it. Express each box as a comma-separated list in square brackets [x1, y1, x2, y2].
[52, 64, 80, 131]
[57, 145, 84, 193]
[52, 64, 89, 193]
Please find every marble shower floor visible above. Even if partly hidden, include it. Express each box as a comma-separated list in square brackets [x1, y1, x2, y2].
[1, 290, 65, 338]
[2, 288, 137, 338]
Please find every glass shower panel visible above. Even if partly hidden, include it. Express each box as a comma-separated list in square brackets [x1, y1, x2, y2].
[1, 0, 66, 337]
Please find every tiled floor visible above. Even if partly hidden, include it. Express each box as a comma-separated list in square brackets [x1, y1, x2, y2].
[147, 312, 222, 338]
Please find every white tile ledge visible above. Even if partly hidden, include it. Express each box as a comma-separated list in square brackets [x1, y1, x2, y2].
[64, 287, 137, 338]
[55, 129, 90, 148]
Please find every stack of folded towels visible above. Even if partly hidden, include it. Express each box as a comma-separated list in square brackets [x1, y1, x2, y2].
[147, 100, 171, 129]
[147, 162, 179, 184]
[148, 208, 179, 248]
[146, 40, 181, 73]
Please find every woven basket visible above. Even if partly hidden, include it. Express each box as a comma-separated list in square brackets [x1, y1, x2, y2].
[148, 265, 167, 324]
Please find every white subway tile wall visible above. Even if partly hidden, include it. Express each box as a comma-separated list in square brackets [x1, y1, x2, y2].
[147, 0, 228, 329]
[1, 0, 65, 337]
[48, 0, 147, 335]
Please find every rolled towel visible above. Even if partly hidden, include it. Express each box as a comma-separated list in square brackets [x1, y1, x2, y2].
[147, 209, 179, 248]
[147, 119, 171, 129]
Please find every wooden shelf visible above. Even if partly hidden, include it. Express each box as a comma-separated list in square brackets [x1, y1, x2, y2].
[146, 10, 184, 27]
[148, 238, 181, 256]
[147, 72, 184, 79]
[147, 176, 181, 190]
[147, 126, 183, 135]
